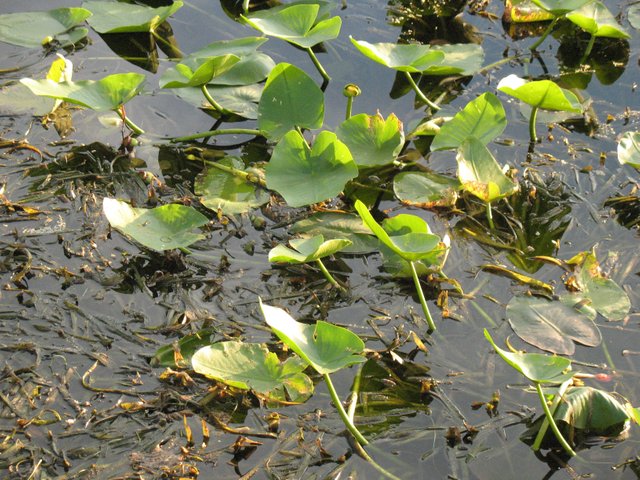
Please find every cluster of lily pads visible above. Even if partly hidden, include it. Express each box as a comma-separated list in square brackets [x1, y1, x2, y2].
[4, 0, 640, 469]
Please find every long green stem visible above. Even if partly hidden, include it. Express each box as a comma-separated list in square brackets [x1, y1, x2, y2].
[486, 202, 495, 230]
[323, 373, 369, 446]
[347, 364, 363, 422]
[409, 261, 436, 332]
[200, 84, 226, 114]
[171, 128, 262, 143]
[580, 34, 596, 64]
[345, 97, 354, 120]
[306, 47, 330, 83]
[118, 107, 145, 135]
[529, 106, 539, 144]
[403, 72, 441, 111]
[532, 379, 571, 452]
[315, 259, 345, 291]
[534, 382, 576, 457]
[528, 17, 559, 52]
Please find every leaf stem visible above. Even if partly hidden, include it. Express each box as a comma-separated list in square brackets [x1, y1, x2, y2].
[118, 107, 145, 135]
[323, 373, 369, 446]
[580, 34, 596, 64]
[528, 17, 559, 52]
[534, 382, 576, 457]
[171, 128, 262, 143]
[200, 84, 227, 114]
[347, 364, 363, 422]
[409, 261, 436, 332]
[529, 106, 539, 144]
[532, 379, 571, 451]
[486, 202, 495, 230]
[315, 259, 345, 291]
[306, 47, 330, 83]
[403, 72, 441, 111]
[346, 97, 354, 120]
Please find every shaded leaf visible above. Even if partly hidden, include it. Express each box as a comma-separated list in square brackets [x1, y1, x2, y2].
[497, 75, 582, 112]
[151, 329, 218, 368]
[393, 171, 461, 208]
[159, 54, 241, 88]
[291, 212, 379, 254]
[177, 84, 263, 119]
[530, 0, 592, 16]
[336, 113, 404, 167]
[553, 387, 630, 432]
[0, 8, 91, 48]
[84, 1, 183, 33]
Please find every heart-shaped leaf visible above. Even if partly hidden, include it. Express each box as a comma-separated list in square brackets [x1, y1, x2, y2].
[530, 0, 592, 16]
[192, 341, 313, 402]
[354, 199, 441, 262]
[0, 8, 91, 48]
[103, 198, 208, 252]
[552, 386, 630, 432]
[484, 329, 574, 384]
[350, 38, 445, 73]
[425, 43, 485, 76]
[265, 130, 357, 207]
[456, 137, 519, 202]
[258, 63, 324, 141]
[393, 171, 461, 208]
[159, 54, 241, 88]
[269, 235, 352, 264]
[497, 74, 582, 112]
[84, 1, 183, 33]
[431, 93, 507, 151]
[195, 157, 269, 214]
[243, 3, 341, 49]
[260, 301, 366, 375]
[335, 113, 404, 167]
[566, 1, 630, 38]
[506, 295, 601, 355]
[21, 73, 145, 111]
[618, 132, 640, 168]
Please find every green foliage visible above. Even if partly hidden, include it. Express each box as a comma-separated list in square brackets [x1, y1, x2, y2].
[265, 130, 358, 207]
[497, 75, 582, 112]
[291, 212, 380, 254]
[530, 0, 592, 16]
[335, 113, 404, 167]
[83, 1, 183, 33]
[159, 54, 241, 89]
[268, 235, 352, 264]
[151, 329, 218, 368]
[0, 8, 91, 48]
[103, 198, 208, 252]
[553, 386, 630, 432]
[393, 171, 460, 208]
[618, 131, 640, 168]
[566, 1, 630, 38]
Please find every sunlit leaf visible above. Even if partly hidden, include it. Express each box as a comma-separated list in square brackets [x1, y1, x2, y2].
[265, 130, 357, 207]
[497, 74, 582, 112]
[84, 1, 183, 33]
[21, 73, 145, 111]
[530, 0, 592, 16]
[258, 63, 324, 141]
[192, 341, 313, 402]
[484, 329, 574, 384]
[269, 235, 352, 264]
[159, 54, 241, 88]
[431, 93, 507, 151]
[335, 113, 404, 167]
[0, 8, 91, 48]
[617, 131, 640, 168]
[103, 198, 208, 252]
[566, 1, 630, 39]
[291, 212, 379, 254]
[350, 38, 445, 73]
[393, 171, 461, 208]
[260, 301, 366, 375]
[425, 43, 484, 76]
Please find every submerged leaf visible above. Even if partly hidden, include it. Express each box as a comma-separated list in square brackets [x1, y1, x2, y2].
[84, 1, 183, 33]
[0, 8, 91, 48]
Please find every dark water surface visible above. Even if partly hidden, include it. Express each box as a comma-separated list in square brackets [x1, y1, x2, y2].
[1, 1, 640, 478]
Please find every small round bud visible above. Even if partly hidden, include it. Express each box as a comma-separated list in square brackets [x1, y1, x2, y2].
[343, 83, 361, 98]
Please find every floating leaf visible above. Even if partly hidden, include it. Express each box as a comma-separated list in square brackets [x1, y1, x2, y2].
[350, 38, 445, 73]
[506, 295, 601, 355]
[21, 73, 145, 111]
[566, 1, 630, 39]
[243, 3, 341, 49]
[431, 93, 507, 151]
[291, 212, 379, 254]
[617, 132, 640, 169]
[260, 301, 366, 375]
[484, 329, 574, 384]
[195, 157, 269, 215]
[530, 0, 592, 16]
[177, 84, 263, 119]
[192, 341, 313, 402]
[0, 8, 91, 48]
[269, 235, 352, 264]
[393, 171, 461, 208]
[552, 386, 630, 432]
[426, 44, 485, 76]
[151, 329, 218, 368]
[335, 113, 404, 167]
[84, 1, 183, 33]
[497, 75, 582, 112]
[456, 137, 519, 203]
[103, 198, 208, 252]
[257, 63, 324, 141]
[159, 54, 241, 88]
[265, 130, 357, 207]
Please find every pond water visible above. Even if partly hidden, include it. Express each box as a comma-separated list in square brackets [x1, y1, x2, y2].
[1, 0, 640, 478]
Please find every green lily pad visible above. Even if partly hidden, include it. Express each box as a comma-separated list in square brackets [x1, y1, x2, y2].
[497, 74, 582, 112]
[618, 132, 640, 169]
[291, 212, 379, 254]
[192, 341, 313, 402]
[257, 63, 324, 141]
[21, 73, 145, 112]
[506, 295, 601, 355]
[431, 92, 507, 151]
[260, 301, 366, 375]
[243, 3, 341, 49]
[103, 198, 208, 252]
[553, 386, 630, 432]
[393, 171, 461, 208]
[151, 329, 218, 368]
[159, 54, 241, 88]
[269, 235, 352, 264]
[335, 113, 404, 167]
[484, 329, 574, 384]
[83, 1, 183, 33]
[456, 137, 519, 203]
[354, 199, 441, 262]
[0, 8, 91, 48]
[426, 44, 485, 76]
[195, 157, 269, 215]
[265, 130, 358, 207]
[566, 1, 630, 39]
[530, 0, 592, 16]
[178, 84, 263, 119]
[350, 38, 445, 73]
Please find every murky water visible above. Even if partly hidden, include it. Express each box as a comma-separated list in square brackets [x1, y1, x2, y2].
[1, 1, 640, 478]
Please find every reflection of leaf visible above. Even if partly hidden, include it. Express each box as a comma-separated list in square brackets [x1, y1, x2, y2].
[192, 341, 313, 402]
[506, 295, 601, 355]
[84, 1, 183, 33]
[103, 198, 208, 252]
[393, 171, 460, 208]
[269, 235, 352, 263]
[260, 301, 366, 375]
[0, 8, 91, 48]
[336, 113, 404, 167]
